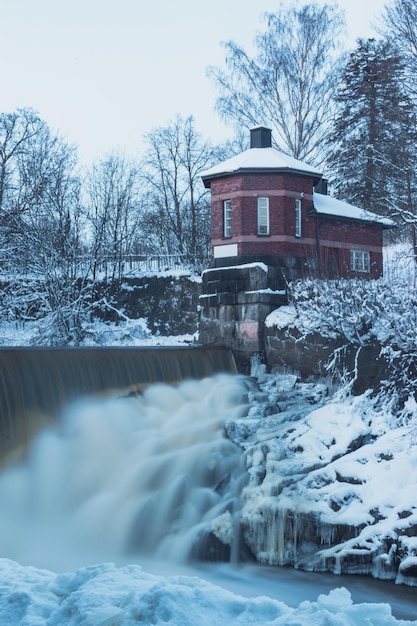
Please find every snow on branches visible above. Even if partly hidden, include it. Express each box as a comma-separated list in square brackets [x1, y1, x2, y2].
[286, 278, 417, 423]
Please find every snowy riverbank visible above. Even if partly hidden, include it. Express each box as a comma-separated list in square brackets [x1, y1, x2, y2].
[0, 558, 414, 625]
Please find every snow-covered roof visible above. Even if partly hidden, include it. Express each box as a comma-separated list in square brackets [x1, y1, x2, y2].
[200, 140, 394, 228]
[201, 147, 322, 182]
[312, 192, 395, 227]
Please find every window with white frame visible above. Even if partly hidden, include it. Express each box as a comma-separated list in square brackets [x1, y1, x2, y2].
[257, 197, 269, 235]
[295, 198, 302, 237]
[350, 250, 370, 273]
[223, 200, 231, 237]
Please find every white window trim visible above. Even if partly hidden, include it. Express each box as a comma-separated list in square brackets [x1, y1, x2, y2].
[295, 198, 302, 237]
[257, 197, 269, 235]
[223, 200, 231, 238]
[351, 249, 370, 273]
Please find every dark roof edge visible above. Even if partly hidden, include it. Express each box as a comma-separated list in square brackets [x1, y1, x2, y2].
[202, 167, 322, 182]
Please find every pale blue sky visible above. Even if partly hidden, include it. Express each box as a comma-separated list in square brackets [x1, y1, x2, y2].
[1, 0, 387, 163]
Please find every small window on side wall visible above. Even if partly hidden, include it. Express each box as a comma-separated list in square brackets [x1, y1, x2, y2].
[223, 200, 231, 238]
[295, 198, 302, 237]
[351, 250, 370, 273]
[257, 197, 269, 235]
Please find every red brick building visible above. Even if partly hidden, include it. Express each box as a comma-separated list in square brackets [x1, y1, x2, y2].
[201, 126, 393, 281]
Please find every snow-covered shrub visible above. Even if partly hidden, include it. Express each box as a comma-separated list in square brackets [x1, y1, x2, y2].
[288, 279, 393, 345]
[0, 274, 91, 346]
[287, 279, 417, 422]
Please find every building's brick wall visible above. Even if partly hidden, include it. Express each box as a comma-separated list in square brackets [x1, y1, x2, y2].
[208, 171, 385, 279]
[210, 172, 316, 241]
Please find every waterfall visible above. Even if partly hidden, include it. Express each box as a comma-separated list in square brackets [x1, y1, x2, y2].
[0, 346, 237, 460]
[0, 374, 250, 573]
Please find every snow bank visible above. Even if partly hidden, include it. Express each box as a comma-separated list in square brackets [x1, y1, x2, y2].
[0, 559, 410, 626]
[0, 319, 196, 347]
[265, 304, 297, 329]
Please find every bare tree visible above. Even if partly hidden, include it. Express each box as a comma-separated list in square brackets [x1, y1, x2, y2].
[84, 152, 143, 282]
[380, 0, 417, 104]
[0, 110, 83, 271]
[0, 108, 46, 265]
[15, 126, 82, 270]
[207, 3, 345, 164]
[0, 108, 91, 343]
[141, 115, 218, 269]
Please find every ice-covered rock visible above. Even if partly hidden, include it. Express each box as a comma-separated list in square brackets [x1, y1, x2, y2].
[227, 374, 417, 585]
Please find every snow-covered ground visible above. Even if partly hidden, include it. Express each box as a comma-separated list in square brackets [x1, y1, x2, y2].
[1, 318, 417, 623]
[0, 319, 196, 347]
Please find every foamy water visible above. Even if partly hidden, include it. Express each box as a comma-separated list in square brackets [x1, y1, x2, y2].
[0, 374, 250, 572]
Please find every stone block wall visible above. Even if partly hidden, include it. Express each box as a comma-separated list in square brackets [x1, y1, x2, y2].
[264, 323, 387, 394]
[197, 265, 388, 391]
[94, 275, 201, 335]
[198, 264, 287, 372]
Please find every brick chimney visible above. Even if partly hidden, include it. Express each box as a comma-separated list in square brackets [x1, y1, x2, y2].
[250, 126, 272, 149]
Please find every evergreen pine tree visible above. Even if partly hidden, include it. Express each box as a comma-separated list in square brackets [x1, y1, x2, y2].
[326, 38, 417, 221]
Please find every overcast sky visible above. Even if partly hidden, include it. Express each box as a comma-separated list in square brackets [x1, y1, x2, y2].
[1, 0, 387, 163]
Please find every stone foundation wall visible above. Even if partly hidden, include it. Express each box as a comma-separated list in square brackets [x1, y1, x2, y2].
[198, 261, 388, 390]
[198, 264, 287, 372]
[93, 275, 201, 335]
[265, 324, 387, 394]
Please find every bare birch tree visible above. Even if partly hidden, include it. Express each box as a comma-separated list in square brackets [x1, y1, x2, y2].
[207, 3, 344, 164]
[380, 0, 417, 104]
[141, 115, 218, 270]
[0, 108, 90, 343]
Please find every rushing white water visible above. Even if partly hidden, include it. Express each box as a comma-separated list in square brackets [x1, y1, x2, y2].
[0, 374, 250, 572]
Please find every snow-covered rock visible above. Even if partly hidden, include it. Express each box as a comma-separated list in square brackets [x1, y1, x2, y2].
[226, 374, 417, 585]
